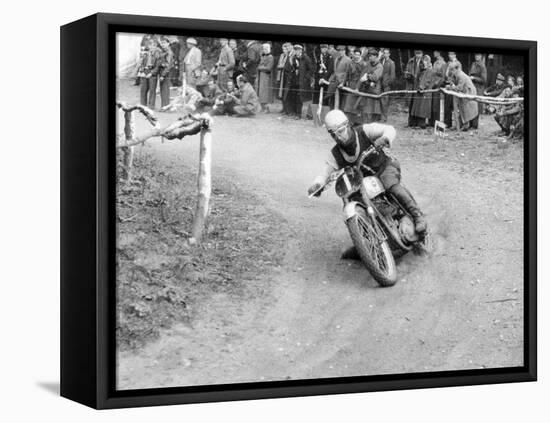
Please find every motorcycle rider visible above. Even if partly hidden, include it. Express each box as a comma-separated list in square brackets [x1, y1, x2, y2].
[308, 109, 427, 234]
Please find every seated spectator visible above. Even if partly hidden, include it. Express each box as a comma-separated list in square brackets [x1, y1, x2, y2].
[494, 92, 523, 138]
[484, 73, 507, 97]
[160, 85, 203, 113]
[212, 80, 241, 115]
[196, 79, 223, 112]
[195, 69, 211, 96]
[223, 74, 260, 117]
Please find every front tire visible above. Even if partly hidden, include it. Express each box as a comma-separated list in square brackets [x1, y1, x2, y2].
[346, 206, 398, 287]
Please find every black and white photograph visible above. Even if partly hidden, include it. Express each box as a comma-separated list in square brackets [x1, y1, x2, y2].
[114, 31, 527, 390]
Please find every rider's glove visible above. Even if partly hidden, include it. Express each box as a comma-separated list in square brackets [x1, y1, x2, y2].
[308, 183, 323, 197]
[374, 136, 389, 150]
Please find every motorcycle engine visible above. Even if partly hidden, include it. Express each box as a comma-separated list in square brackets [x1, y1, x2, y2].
[399, 215, 419, 244]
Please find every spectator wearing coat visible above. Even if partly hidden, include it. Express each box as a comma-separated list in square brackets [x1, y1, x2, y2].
[157, 36, 174, 108]
[410, 55, 436, 129]
[313, 44, 334, 107]
[404, 49, 423, 126]
[380, 48, 396, 122]
[484, 73, 507, 97]
[242, 40, 262, 86]
[447, 61, 479, 131]
[469, 53, 487, 121]
[231, 74, 260, 117]
[276, 43, 293, 114]
[256, 43, 275, 113]
[342, 49, 367, 124]
[183, 38, 202, 87]
[357, 48, 383, 123]
[327, 45, 352, 109]
[139, 39, 161, 108]
[283, 44, 314, 119]
[216, 38, 235, 91]
[444, 51, 462, 128]
[430, 50, 447, 125]
[168, 37, 181, 86]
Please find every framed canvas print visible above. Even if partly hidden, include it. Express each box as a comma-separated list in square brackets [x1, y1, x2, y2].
[60, 12, 537, 409]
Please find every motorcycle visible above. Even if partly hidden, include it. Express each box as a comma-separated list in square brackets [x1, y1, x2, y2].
[310, 146, 431, 287]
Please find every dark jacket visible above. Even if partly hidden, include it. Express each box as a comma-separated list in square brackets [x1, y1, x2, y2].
[380, 57, 396, 90]
[283, 53, 314, 102]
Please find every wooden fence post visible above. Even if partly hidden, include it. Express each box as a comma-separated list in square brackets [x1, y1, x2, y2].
[122, 110, 135, 181]
[189, 126, 212, 244]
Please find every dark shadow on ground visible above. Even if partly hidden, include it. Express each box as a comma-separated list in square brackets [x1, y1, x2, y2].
[36, 381, 60, 396]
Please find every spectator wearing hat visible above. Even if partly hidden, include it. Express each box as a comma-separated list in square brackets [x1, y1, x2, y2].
[216, 38, 235, 91]
[183, 37, 202, 87]
[430, 50, 447, 125]
[341, 49, 366, 124]
[283, 44, 314, 119]
[327, 45, 352, 108]
[241, 40, 262, 86]
[256, 43, 275, 113]
[444, 51, 462, 129]
[484, 73, 507, 97]
[469, 53, 487, 122]
[410, 55, 436, 129]
[380, 48, 396, 122]
[313, 43, 334, 107]
[446, 61, 479, 131]
[357, 47, 383, 123]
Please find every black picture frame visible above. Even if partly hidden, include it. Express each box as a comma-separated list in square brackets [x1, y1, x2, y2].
[61, 12, 537, 409]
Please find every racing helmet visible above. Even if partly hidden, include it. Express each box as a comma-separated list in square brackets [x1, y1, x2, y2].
[325, 110, 353, 147]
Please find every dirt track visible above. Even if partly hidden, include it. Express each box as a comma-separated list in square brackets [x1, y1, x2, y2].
[117, 90, 524, 389]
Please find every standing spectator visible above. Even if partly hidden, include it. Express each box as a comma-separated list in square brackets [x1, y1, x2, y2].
[346, 45, 356, 59]
[155, 37, 174, 109]
[168, 37, 181, 86]
[183, 37, 202, 87]
[410, 55, 436, 129]
[256, 43, 275, 113]
[342, 49, 366, 124]
[380, 48, 396, 122]
[447, 61, 479, 131]
[276, 42, 292, 114]
[140, 39, 161, 109]
[327, 44, 338, 61]
[283, 44, 314, 119]
[327, 45, 352, 108]
[444, 51, 462, 129]
[404, 49, 423, 126]
[484, 73, 507, 97]
[313, 43, 334, 107]
[469, 53, 487, 122]
[242, 40, 262, 86]
[357, 48, 383, 123]
[216, 38, 235, 90]
[507, 75, 516, 89]
[430, 50, 447, 125]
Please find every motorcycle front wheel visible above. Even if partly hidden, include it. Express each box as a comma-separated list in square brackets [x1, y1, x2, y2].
[346, 205, 398, 287]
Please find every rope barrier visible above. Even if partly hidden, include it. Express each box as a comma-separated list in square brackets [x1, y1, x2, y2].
[338, 86, 523, 105]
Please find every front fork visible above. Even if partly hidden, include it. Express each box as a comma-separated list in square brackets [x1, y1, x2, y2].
[342, 197, 387, 242]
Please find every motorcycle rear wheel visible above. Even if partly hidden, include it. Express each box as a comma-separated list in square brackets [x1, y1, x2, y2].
[347, 206, 398, 287]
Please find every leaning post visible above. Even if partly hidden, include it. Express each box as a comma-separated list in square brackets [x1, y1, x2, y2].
[122, 110, 135, 181]
[189, 124, 212, 244]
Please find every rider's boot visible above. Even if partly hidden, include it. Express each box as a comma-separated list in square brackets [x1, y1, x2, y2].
[389, 183, 427, 234]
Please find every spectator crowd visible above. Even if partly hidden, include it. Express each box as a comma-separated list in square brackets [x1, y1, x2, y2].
[132, 35, 525, 138]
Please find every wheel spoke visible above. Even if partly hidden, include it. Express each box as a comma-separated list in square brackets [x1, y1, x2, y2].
[356, 214, 389, 274]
